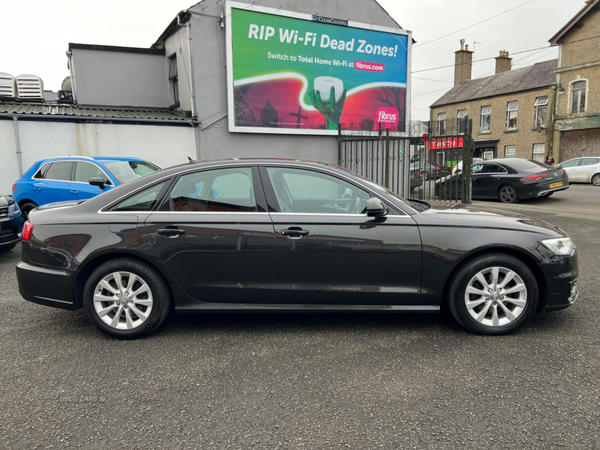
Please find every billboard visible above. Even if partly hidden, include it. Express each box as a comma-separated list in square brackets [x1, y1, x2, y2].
[226, 1, 411, 135]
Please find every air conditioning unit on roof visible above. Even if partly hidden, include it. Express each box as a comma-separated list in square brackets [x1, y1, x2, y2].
[0, 72, 16, 99]
[16, 74, 44, 101]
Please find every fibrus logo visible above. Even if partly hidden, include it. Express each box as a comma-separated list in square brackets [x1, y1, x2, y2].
[374, 107, 399, 130]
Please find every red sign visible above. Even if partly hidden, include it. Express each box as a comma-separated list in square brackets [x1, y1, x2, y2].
[428, 138, 464, 150]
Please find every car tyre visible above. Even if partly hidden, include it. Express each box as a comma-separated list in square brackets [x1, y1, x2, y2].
[83, 258, 172, 339]
[20, 202, 37, 221]
[592, 173, 600, 186]
[422, 171, 430, 181]
[447, 253, 538, 335]
[499, 185, 519, 203]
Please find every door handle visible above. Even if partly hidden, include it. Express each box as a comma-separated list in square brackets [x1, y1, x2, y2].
[71, 190, 79, 194]
[33, 187, 42, 192]
[157, 228, 186, 237]
[281, 228, 309, 237]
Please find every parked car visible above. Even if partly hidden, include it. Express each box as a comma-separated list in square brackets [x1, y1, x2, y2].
[17, 159, 578, 339]
[12, 156, 160, 219]
[0, 193, 24, 253]
[410, 161, 451, 180]
[436, 158, 570, 203]
[556, 156, 600, 186]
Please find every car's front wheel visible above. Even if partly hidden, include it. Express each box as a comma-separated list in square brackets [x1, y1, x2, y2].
[83, 258, 172, 339]
[448, 253, 538, 335]
[592, 173, 600, 186]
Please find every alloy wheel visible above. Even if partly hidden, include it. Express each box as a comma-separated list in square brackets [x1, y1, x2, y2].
[93, 271, 154, 330]
[464, 266, 527, 327]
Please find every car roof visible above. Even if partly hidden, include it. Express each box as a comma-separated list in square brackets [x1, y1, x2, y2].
[39, 156, 146, 163]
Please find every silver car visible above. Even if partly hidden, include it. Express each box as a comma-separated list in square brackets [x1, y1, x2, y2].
[557, 157, 600, 186]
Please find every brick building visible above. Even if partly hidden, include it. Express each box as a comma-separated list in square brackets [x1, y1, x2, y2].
[430, 43, 556, 162]
[550, 0, 600, 160]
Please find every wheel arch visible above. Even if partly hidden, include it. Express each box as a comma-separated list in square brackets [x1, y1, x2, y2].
[73, 251, 175, 310]
[18, 199, 37, 208]
[441, 246, 548, 314]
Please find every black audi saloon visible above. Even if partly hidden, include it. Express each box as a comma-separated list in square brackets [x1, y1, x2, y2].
[17, 159, 579, 339]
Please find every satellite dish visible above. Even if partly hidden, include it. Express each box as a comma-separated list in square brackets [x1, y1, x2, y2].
[61, 76, 72, 91]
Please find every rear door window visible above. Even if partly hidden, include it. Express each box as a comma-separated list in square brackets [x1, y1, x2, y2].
[169, 168, 257, 212]
[44, 162, 74, 181]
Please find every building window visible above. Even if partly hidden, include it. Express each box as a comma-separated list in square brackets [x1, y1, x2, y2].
[534, 97, 548, 127]
[532, 144, 545, 162]
[506, 101, 518, 129]
[483, 151, 494, 160]
[437, 113, 446, 135]
[168, 54, 179, 106]
[571, 80, 587, 114]
[480, 106, 491, 132]
[505, 145, 516, 157]
[456, 109, 467, 134]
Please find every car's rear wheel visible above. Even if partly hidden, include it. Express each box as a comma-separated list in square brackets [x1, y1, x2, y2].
[499, 185, 519, 203]
[592, 173, 600, 186]
[19, 202, 37, 221]
[422, 170, 430, 181]
[83, 258, 172, 339]
[448, 253, 538, 335]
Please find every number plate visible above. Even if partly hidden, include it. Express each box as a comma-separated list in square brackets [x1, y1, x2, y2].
[550, 182, 563, 188]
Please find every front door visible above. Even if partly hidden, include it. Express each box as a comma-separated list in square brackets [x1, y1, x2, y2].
[260, 166, 422, 305]
[145, 166, 278, 304]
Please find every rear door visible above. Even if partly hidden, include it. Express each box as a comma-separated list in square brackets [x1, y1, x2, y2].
[261, 165, 422, 305]
[145, 166, 278, 304]
[33, 161, 74, 204]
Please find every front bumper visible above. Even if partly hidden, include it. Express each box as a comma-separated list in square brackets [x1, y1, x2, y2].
[0, 215, 24, 249]
[16, 261, 78, 310]
[542, 252, 579, 312]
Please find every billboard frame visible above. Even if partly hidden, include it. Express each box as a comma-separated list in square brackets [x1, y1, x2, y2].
[225, 0, 412, 136]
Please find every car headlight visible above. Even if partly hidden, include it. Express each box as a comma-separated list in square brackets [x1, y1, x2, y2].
[542, 237, 576, 256]
[7, 202, 20, 218]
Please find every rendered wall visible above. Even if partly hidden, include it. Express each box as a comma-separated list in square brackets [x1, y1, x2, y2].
[0, 120, 195, 193]
[177, 0, 403, 163]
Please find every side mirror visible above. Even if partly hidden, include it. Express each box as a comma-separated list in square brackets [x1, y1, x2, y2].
[366, 197, 388, 217]
[88, 177, 106, 190]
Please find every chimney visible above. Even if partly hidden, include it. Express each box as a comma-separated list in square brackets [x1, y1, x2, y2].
[454, 39, 473, 86]
[495, 50, 512, 74]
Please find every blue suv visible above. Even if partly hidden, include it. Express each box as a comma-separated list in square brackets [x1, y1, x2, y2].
[13, 156, 160, 219]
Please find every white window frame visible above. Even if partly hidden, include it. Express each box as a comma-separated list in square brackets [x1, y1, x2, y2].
[506, 101, 518, 130]
[532, 144, 545, 162]
[457, 109, 467, 134]
[570, 79, 588, 115]
[480, 106, 491, 132]
[437, 112, 446, 135]
[168, 54, 179, 106]
[505, 145, 516, 157]
[534, 97, 548, 127]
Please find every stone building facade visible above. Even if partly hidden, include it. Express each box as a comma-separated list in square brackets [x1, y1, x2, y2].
[430, 47, 556, 162]
[550, 0, 600, 161]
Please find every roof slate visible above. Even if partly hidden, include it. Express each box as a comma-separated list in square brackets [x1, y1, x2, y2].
[430, 59, 557, 108]
[0, 102, 187, 122]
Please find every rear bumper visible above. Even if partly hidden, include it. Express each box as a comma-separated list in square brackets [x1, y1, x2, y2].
[16, 261, 78, 310]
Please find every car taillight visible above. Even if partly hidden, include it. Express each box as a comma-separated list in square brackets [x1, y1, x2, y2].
[22, 222, 34, 241]
[561, 169, 566, 174]
[12, 183, 16, 193]
[524, 174, 548, 181]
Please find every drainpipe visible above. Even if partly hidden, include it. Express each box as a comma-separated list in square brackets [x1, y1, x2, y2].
[66, 50, 77, 104]
[12, 116, 24, 177]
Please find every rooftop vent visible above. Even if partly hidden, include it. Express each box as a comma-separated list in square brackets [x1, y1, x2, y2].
[16, 74, 44, 101]
[58, 76, 73, 103]
[0, 72, 17, 99]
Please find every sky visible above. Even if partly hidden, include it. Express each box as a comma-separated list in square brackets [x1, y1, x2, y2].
[0, 0, 586, 121]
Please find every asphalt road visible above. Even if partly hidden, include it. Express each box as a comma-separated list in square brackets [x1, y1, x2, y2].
[0, 184, 599, 449]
